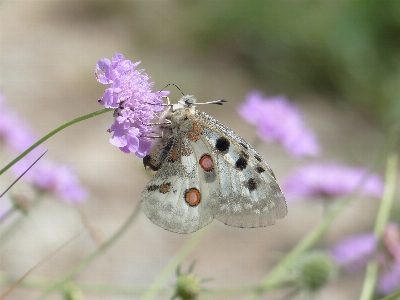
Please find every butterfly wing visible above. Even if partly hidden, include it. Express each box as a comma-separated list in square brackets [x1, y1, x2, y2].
[194, 111, 287, 228]
[140, 134, 219, 234]
[141, 110, 287, 233]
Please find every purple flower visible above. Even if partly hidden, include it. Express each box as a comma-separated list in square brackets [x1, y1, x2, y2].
[378, 262, 400, 295]
[237, 91, 320, 158]
[95, 53, 169, 158]
[330, 223, 400, 295]
[377, 223, 400, 294]
[0, 108, 39, 153]
[0, 93, 88, 204]
[30, 161, 88, 203]
[283, 163, 384, 202]
[330, 233, 376, 273]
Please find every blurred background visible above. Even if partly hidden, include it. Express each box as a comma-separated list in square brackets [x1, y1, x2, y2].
[0, 1, 398, 299]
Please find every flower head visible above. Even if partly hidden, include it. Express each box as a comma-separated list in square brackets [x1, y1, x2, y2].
[173, 263, 203, 300]
[283, 163, 384, 202]
[330, 223, 400, 295]
[31, 162, 88, 203]
[377, 223, 400, 294]
[0, 94, 88, 204]
[0, 106, 39, 153]
[95, 53, 169, 158]
[292, 252, 337, 292]
[237, 91, 320, 158]
[330, 233, 376, 273]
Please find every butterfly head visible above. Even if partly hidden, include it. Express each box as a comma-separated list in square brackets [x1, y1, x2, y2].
[172, 95, 197, 111]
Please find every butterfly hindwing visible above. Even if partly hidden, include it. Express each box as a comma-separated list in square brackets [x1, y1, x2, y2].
[141, 130, 218, 233]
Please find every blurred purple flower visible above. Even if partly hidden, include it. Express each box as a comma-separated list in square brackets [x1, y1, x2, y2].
[330, 233, 376, 273]
[377, 223, 400, 294]
[95, 53, 169, 158]
[378, 263, 400, 295]
[283, 163, 384, 202]
[0, 109, 39, 153]
[0, 93, 88, 204]
[237, 91, 320, 158]
[30, 162, 88, 203]
[330, 223, 400, 295]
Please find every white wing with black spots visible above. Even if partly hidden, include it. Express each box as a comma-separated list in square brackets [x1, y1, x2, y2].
[140, 95, 287, 233]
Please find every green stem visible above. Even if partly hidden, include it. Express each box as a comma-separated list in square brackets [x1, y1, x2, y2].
[250, 126, 400, 300]
[0, 270, 291, 298]
[36, 201, 142, 300]
[142, 225, 212, 300]
[378, 289, 400, 300]
[359, 153, 398, 300]
[252, 192, 353, 298]
[0, 108, 113, 176]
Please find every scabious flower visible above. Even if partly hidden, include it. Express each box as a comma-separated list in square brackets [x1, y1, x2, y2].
[0, 93, 88, 204]
[30, 162, 88, 203]
[283, 163, 384, 202]
[330, 233, 376, 273]
[95, 53, 169, 158]
[330, 223, 400, 295]
[237, 91, 320, 158]
[0, 106, 40, 153]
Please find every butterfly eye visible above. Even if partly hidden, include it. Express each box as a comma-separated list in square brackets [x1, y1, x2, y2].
[185, 99, 194, 106]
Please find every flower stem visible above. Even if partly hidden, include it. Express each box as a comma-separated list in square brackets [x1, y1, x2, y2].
[0, 108, 113, 176]
[142, 224, 212, 300]
[359, 153, 398, 300]
[378, 289, 400, 300]
[250, 126, 400, 300]
[36, 201, 142, 300]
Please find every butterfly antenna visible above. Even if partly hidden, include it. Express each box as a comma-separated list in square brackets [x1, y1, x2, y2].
[159, 83, 185, 96]
[196, 99, 227, 106]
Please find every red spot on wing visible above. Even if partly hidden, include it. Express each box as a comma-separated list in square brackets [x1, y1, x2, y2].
[185, 188, 201, 206]
[159, 183, 171, 194]
[199, 154, 214, 171]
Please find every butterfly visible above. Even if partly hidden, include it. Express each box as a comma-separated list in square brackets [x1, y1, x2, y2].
[141, 94, 287, 234]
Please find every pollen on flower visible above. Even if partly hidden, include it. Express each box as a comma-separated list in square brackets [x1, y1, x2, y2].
[95, 53, 169, 158]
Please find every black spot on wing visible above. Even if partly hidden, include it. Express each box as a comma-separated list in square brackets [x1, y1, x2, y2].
[215, 137, 230, 153]
[247, 178, 257, 191]
[147, 184, 159, 192]
[239, 142, 248, 149]
[235, 156, 248, 170]
[255, 155, 262, 162]
[256, 166, 265, 173]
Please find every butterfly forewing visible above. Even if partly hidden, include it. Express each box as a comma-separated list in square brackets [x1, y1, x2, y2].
[193, 111, 287, 227]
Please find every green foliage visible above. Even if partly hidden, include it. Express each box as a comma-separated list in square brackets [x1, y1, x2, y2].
[186, 0, 400, 126]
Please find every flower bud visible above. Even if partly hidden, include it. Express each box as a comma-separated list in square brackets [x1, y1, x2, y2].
[295, 252, 336, 291]
[173, 273, 201, 300]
